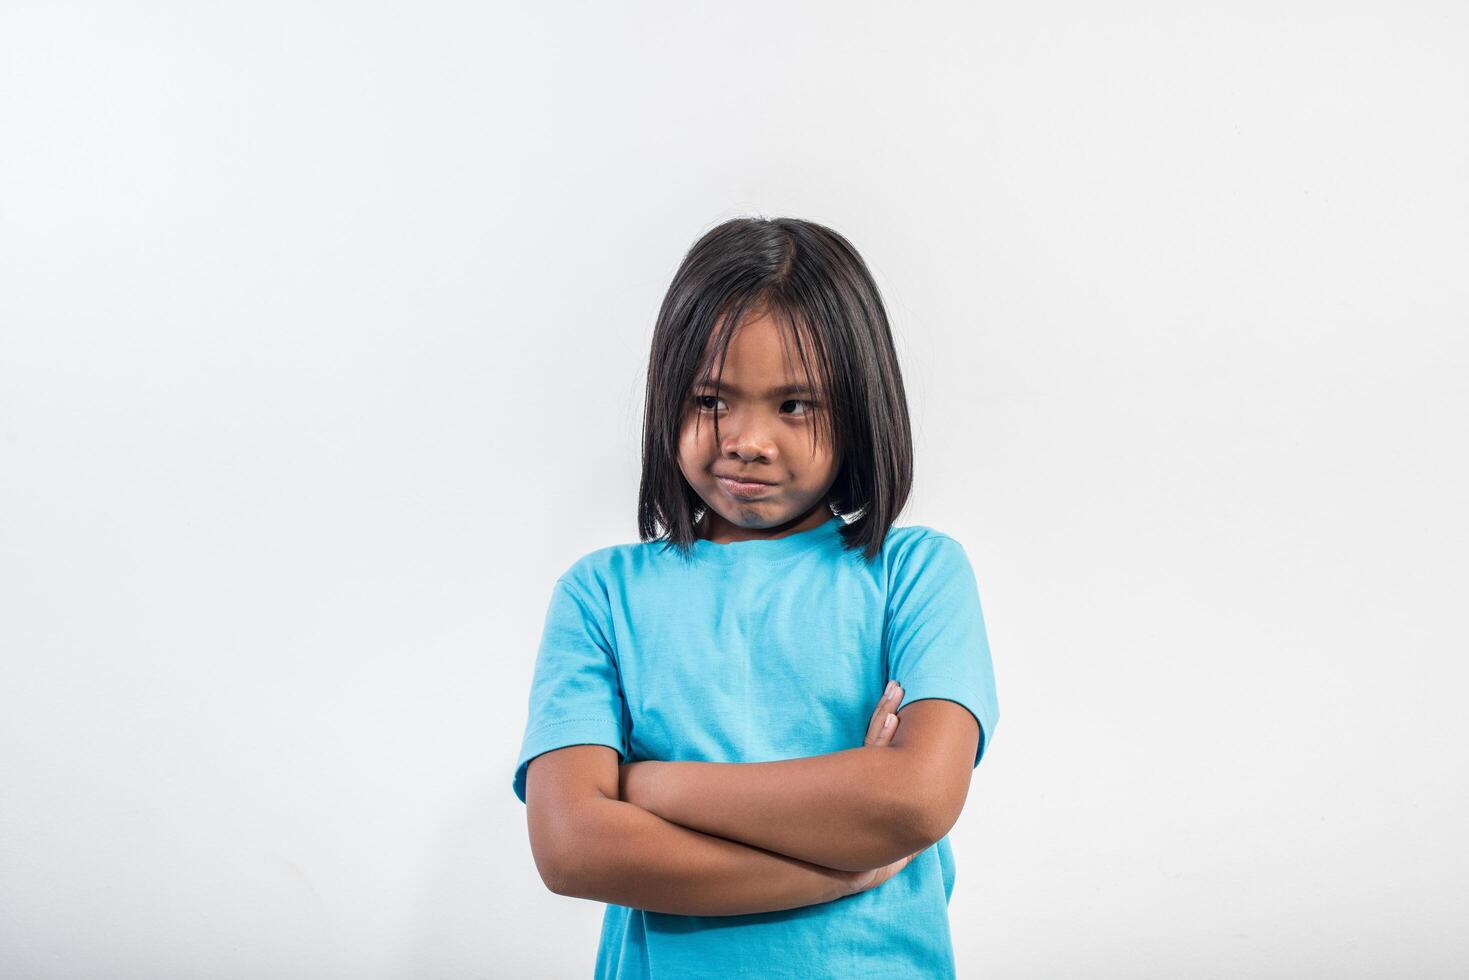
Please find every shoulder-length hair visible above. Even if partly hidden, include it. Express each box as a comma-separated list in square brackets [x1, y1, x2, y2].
[637, 216, 913, 562]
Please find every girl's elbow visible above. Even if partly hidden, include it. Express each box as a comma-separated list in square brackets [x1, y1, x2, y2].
[894, 781, 967, 851]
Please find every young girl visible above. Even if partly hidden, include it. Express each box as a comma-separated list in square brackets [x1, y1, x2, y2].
[513, 217, 1000, 979]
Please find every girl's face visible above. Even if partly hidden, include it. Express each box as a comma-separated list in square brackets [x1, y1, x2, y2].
[678, 310, 841, 543]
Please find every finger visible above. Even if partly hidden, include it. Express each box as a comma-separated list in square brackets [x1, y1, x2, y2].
[867, 701, 902, 747]
[872, 850, 917, 890]
[863, 681, 894, 741]
[877, 686, 903, 743]
[866, 711, 898, 748]
[863, 682, 903, 746]
[873, 680, 897, 721]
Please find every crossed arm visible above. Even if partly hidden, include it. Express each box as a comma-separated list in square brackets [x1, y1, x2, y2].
[617, 690, 981, 873]
[525, 686, 983, 915]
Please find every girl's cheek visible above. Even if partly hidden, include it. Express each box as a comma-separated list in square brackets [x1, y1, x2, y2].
[675, 435, 700, 468]
[678, 420, 709, 453]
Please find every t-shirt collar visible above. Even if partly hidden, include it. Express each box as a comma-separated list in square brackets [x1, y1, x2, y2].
[687, 513, 846, 566]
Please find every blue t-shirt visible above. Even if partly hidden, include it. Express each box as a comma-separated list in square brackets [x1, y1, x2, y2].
[512, 513, 1000, 979]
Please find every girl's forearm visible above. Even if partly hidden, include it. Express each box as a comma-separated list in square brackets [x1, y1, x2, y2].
[619, 746, 933, 873]
[549, 794, 858, 916]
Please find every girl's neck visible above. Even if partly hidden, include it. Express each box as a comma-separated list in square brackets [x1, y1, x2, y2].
[696, 500, 834, 544]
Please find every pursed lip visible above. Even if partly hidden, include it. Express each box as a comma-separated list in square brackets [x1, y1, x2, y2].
[714, 473, 777, 485]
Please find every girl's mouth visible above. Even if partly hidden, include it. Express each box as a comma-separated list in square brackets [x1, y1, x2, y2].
[717, 476, 776, 498]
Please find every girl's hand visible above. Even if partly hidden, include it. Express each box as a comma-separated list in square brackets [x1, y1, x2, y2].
[835, 680, 918, 896]
[842, 847, 926, 896]
[862, 680, 904, 748]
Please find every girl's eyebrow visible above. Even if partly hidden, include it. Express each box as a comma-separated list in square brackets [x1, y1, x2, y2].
[693, 377, 817, 397]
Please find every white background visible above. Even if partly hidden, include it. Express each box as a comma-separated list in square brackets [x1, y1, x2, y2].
[2, 2, 1466, 978]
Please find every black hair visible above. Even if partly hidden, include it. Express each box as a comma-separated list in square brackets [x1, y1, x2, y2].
[637, 216, 913, 562]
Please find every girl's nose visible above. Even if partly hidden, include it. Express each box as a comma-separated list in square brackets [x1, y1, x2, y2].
[724, 434, 776, 460]
[717, 405, 781, 458]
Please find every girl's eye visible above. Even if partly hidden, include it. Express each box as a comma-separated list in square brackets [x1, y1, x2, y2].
[691, 395, 818, 416]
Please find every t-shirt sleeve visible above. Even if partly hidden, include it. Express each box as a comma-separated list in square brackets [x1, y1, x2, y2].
[884, 533, 1000, 768]
[512, 573, 629, 804]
